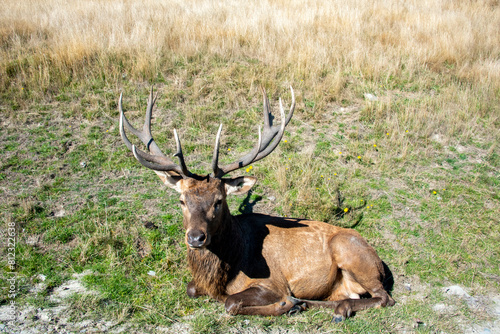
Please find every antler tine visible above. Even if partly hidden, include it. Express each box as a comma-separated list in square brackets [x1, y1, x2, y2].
[213, 125, 263, 178]
[259, 86, 295, 149]
[173, 129, 191, 176]
[262, 86, 271, 128]
[253, 96, 287, 160]
[119, 87, 191, 177]
[285, 86, 295, 125]
[143, 86, 157, 140]
[211, 124, 223, 177]
[119, 94, 134, 151]
[213, 86, 294, 178]
[119, 89, 164, 157]
[120, 93, 142, 150]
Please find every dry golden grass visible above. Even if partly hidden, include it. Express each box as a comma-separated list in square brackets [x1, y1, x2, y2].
[1, 0, 499, 91]
[2, 0, 498, 152]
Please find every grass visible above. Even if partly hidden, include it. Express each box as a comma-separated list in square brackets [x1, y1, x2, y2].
[1, 0, 499, 332]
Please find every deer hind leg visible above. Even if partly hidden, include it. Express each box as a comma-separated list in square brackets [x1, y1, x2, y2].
[309, 232, 396, 319]
[332, 252, 396, 318]
[334, 268, 394, 318]
[225, 286, 302, 316]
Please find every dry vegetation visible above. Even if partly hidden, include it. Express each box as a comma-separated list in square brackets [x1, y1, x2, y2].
[1, 0, 499, 92]
[1, 0, 499, 333]
[1, 0, 498, 141]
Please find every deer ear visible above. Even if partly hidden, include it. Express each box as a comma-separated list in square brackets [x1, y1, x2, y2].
[223, 176, 257, 195]
[155, 171, 184, 193]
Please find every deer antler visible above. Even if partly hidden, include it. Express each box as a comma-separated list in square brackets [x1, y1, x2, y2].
[211, 86, 295, 178]
[119, 87, 191, 177]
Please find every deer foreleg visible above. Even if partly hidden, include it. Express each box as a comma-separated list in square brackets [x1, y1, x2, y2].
[186, 280, 207, 298]
[291, 289, 395, 319]
[225, 287, 302, 316]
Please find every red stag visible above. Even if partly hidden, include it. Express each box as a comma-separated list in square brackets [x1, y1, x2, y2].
[119, 87, 394, 319]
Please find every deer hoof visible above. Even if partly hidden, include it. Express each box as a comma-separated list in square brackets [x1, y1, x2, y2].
[186, 280, 207, 298]
[331, 315, 344, 323]
[225, 299, 243, 316]
[288, 304, 305, 316]
[334, 300, 353, 318]
[186, 281, 198, 298]
[286, 296, 302, 305]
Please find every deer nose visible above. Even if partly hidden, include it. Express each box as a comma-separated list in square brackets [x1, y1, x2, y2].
[187, 230, 207, 248]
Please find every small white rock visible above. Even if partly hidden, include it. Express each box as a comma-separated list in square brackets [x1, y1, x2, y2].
[364, 93, 378, 101]
[147, 271, 156, 276]
[444, 285, 470, 298]
[39, 310, 51, 322]
[54, 208, 66, 217]
[431, 133, 443, 143]
[433, 303, 447, 312]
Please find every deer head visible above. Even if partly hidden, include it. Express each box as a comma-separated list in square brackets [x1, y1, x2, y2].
[119, 87, 295, 249]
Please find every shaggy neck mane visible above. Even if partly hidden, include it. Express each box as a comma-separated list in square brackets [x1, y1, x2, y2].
[186, 208, 242, 301]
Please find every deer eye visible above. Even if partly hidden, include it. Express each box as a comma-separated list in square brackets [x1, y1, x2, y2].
[179, 200, 185, 206]
[214, 199, 222, 210]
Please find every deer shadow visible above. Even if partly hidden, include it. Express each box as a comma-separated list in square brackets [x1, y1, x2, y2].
[382, 261, 395, 296]
[237, 190, 262, 214]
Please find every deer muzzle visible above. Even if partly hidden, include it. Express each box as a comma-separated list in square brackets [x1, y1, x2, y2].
[187, 229, 209, 249]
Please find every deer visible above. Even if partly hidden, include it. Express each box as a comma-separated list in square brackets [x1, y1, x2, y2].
[118, 86, 395, 320]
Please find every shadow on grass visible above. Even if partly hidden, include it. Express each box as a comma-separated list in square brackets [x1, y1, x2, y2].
[382, 261, 395, 296]
[237, 190, 263, 214]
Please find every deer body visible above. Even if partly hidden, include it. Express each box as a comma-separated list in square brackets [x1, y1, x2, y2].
[119, 87, 394, 318]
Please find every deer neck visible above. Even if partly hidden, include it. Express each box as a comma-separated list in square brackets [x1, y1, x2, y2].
[186, 206, 243, 300]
